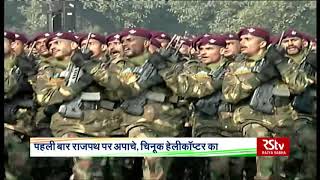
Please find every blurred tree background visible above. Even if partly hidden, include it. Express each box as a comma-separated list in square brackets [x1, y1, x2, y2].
[4, 0, 316, 37]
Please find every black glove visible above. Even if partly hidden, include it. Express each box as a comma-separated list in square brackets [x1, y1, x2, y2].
[148, 52, 168, 70]
[69, 73, 94, 94]
[255, 63, 280, 83]
[265, 45, 286, 65]
[159, 47, 180, 63]
[305, 53, 317, 69]
[44, 104, 60, 117]
[16, 55, 37, 76]
[159, 47, 176, 59]
[253, 56, 280, 83]
[4, 104, 18, 123]
[71, 49, 93, 67]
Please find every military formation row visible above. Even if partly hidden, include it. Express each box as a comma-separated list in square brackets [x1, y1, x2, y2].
[4, 26, 316, 180]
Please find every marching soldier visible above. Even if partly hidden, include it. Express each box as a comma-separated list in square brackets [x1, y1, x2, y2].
[35, 32, 119, 179]
[71, 27, 189, 180]
[12, 32, 29, 56]
[4, 30, 35, 180]
[30, 32, 54, 60]
[223, 33, 241, 60]
[78, 33, 108, 61]
[148, 37, 162, 54]
[276, 29, 316, 179]
[221, 27, 301, 180]
[151, 31, 171, 48]
[160, 33, 244, 179]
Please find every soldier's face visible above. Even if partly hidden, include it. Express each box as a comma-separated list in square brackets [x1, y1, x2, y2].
[49, 39, 73, 60]
[122, 35, 148, 58]
[35, 38, 50, 56]
[281, 37, 303, 55]
[156, 38, 169, 48]
[199, 44, 222, 64]
[12, 40, 25, 56]
[224, 40, 240, 57]
[311, 41, 316, 51]
[81, 39, 103, 59]
[179, 44, 190, 56]
[240, 34, 266, 57]
[4, 38, 12, 55]
[190, 48, 196, 56]
[107, 39, 124, 59]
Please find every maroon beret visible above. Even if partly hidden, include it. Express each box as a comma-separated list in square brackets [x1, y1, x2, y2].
[224, 33, 240, 41]
[283, 29, 304, 40]
[269, 35, 280, 45]
[14, 33, 28, 44]
[191, 35, 204, 49]
[151, 31, 171, 41]
[150, 38, 161, 48]
[301, 32, 313, 43]
[238, 27, 270, 42]
[73, 33, 84, 44]
[197, 34, 226, 48]
[120, 28, 152, 40]
[46, 32, 78, 48]
[32, 32, 53, 42]
[181, 38, 193, 47]
[78, 33, 105, 45]
[105, 33, 122, 44]
[4, 31, 15, 41]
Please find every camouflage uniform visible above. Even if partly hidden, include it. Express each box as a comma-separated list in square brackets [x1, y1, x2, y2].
[31, 51, 120, 179]
[82, 49, 189, 179]
[222, 45, 300, 179]
[4, 54, 35, 180]
[275, 47, 316, 179]
[162, 55, 244, 179]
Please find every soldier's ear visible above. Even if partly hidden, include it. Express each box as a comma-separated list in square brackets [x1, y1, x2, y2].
[302, 39, 309, 48]
[220, 47, 225, 55]
[144, 40, 150, 49]
[259, 40, 267, 49]
[101, 44, 107, 52]
[71, 42, 79, 50]
[10, 41, 16, 49]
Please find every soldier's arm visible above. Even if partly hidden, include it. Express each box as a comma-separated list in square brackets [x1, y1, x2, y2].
[85, 62, 142, 99]
[276, 60, 315, 94]
[33, 66, 76, 106]
[222, 62, 261, 104]
[160, 63, 216, 98]
[4, 70, 19, 99]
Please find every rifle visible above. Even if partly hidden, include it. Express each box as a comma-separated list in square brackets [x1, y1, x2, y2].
[59, 33, 92, 86]
[195, 91, 222, 116]
[249, 81, 275, 114]
[27, 41, 37, 57]
[58, 33, 97, 119]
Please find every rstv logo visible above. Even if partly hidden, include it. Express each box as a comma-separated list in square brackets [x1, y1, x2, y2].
[257, 137, 290, 156]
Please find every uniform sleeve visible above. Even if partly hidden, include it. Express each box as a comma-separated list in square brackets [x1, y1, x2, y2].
[86, 62, 142, 99]
[222, 62, 261, 104]
[33, 66, 75, 106]
[160, 63, 216, 98]
[4, 69, 19, 99]
[276, 61, 315, 94]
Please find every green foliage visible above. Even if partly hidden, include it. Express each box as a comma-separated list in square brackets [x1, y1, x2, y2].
[18, 0, 47, 34]
[4, 0, 317, 37]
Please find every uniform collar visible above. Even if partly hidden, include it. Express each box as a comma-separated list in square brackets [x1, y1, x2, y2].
[129, 51, 151, 66]
[206, 57, 225, 71]
[247, 49, 267, 61]
[48, 58, 70, 70]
